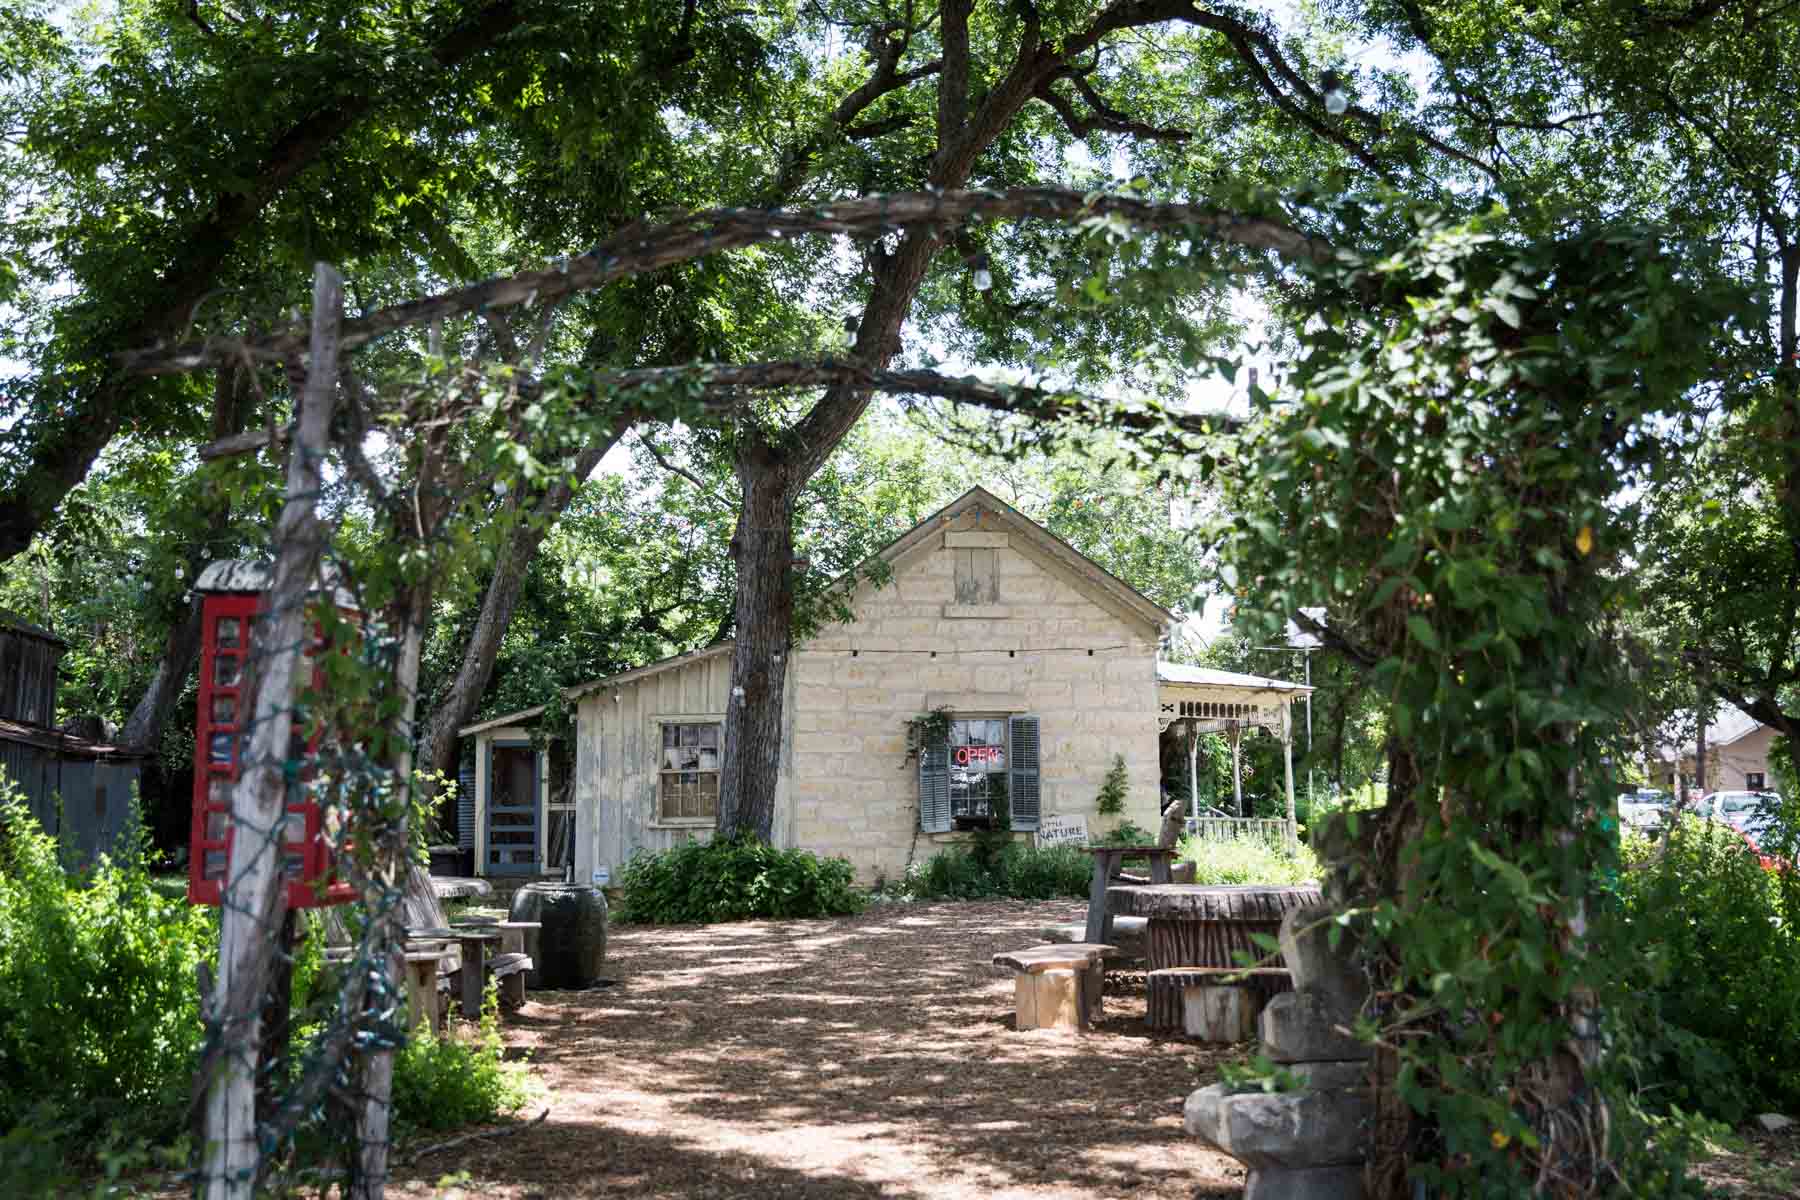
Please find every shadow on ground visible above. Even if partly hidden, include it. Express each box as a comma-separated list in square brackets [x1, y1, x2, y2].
[392, 900, 1246, 1199]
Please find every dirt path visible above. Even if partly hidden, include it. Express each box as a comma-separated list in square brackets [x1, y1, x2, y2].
[392, 899, 1245, 1199]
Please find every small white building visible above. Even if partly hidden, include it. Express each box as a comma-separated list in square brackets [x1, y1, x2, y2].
[459, 487, 1311, 885]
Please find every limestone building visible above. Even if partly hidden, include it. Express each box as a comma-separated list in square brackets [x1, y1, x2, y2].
[459, 486, 1310, 886]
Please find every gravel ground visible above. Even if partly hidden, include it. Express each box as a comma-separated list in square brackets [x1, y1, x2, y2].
[390, 899, 1247, 1199]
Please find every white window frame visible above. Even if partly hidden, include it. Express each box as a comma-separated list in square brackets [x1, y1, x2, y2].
[651, 714, 725, 828]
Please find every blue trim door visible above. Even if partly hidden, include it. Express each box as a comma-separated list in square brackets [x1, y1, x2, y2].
[486, 741, 540, 876]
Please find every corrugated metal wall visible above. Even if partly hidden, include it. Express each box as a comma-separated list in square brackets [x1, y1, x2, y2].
[0, 739, 143, 865]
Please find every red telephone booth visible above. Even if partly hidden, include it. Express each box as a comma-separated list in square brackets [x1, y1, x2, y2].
[188, 561, 354, 908]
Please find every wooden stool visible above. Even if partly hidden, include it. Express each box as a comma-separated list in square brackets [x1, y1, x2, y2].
[1148, 967, 1292, 1041]
[992, 943, 1115, 1032]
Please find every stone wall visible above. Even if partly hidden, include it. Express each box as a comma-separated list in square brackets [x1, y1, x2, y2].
[788, 507, 1165, 884]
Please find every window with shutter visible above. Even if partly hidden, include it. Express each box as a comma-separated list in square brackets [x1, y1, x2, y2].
[1008, 715, 1041, 831]
[918, 743, 951, 833]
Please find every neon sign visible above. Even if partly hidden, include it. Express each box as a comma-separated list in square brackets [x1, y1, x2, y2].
[954, 745, 1003, 766]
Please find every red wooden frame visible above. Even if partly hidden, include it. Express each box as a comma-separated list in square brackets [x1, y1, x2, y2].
[188, 592, 354, 908]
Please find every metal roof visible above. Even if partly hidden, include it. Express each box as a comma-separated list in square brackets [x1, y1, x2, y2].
[0, 609, 66, 647]
[457, 642, 736, 737]
[1156, 662, 1313, 694]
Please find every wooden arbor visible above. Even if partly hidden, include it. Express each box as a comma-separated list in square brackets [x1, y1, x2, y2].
[1155, 663, 1312, 850]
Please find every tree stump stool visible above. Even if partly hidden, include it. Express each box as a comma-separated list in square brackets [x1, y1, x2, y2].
[991, 943, 1114, 1032]
[1147, 967, 1294, 1041]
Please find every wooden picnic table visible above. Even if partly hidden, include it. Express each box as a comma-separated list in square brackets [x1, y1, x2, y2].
[1078, 845, 1178, 944]
[1107, 883, 1321, 1029]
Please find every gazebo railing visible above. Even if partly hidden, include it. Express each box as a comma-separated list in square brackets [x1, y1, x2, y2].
[1183, 816, 1294, 848]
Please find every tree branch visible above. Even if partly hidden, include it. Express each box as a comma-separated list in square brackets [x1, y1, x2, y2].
[121, 186, 1332, 375]
[1034, 72, 1193, 142]
[938, 0, 972, 144]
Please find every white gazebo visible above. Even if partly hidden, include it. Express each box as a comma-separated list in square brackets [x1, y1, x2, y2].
[1156, 662, 1314, 849]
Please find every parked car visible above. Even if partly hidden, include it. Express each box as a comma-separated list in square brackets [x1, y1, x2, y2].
[1732, 815, 1792, 872]
[1704, 789, 1781, 832]
[1617, 788, 1672, 830]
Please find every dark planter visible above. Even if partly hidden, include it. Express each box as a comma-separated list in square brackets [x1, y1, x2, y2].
[427, 845, 462, 876]
[508, 882, 608, 990]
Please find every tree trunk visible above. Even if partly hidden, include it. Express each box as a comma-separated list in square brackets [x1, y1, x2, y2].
[716, 443, 797, 842]
[350, 579, 431, 1200]
[418, 435, 621, 787]
[200, 264, 341, 1200]
[121, 363, 257, 751]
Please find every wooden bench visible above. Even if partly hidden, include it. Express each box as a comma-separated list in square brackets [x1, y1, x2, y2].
[1147, 967, 1293, 1042]
[490, 952, 532, 1010]
[992, 943, 1115, 1032]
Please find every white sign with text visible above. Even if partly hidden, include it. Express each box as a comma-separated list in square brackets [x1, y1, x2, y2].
[1036, 813, 1089, 848]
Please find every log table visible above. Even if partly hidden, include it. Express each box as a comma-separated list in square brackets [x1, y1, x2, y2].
[1106, 883, 1322, 1030]
[1079, 845, 1178, 945]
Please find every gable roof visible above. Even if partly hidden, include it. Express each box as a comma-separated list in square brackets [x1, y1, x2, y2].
[460, 486, 1177, 736]
[1655, 705, 1769, 761]
[865, 485, 1175, 634]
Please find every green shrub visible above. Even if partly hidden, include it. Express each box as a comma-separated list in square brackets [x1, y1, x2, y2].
[0, 788, 215, 1151]
[391, 985, 532, 1133]
[1093, 820, 1155, 847]
[897, 842, 1093, 901]
[616, 835, 866, 923]
[1615, 816, 1800, 1124]
[1176, 833, 1321, 886]
[1094, 754, 1129, 816]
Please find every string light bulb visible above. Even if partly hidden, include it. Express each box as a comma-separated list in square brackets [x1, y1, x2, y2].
[1321, 70, 1349, 115]
[968, 252, 993, 292]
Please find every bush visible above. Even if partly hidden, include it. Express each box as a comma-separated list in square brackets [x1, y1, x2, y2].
[615, 835, 866, 923]
[1093, 820, 1155, 847]
[1176, 833, 1321, 886]
[0, 788, 215, 1152]
[1615, 816, 1800, 1124]
[391, 986, 532, 1133]
[896, 841, 1093, 901]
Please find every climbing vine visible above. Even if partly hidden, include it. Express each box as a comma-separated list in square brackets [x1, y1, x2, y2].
[1210, 208, 1749, 1195]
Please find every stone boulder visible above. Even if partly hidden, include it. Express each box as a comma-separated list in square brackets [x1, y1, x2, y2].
[1278, 903, 1367, 1022]
[1183, 1083, 1372, 1170]
[1260, 991, 1370, 1064]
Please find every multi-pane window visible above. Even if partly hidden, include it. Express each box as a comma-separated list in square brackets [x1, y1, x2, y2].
[919, 714, 1040, 833]
[659, 722, 721, 822]
[949, 718, 1007, 825]
[1746, 772, 1766, 790]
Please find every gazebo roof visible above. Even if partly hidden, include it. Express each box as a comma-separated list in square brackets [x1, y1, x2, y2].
[1155, 661, 1308, 736]
[1155, 662, 1312, 694]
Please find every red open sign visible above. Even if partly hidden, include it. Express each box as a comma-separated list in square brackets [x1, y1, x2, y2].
[954, 745, 1003, 766]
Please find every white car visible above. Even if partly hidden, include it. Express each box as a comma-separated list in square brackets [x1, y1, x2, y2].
[1618, 789, 1672, 830]
[1706, 789, 1781, 832]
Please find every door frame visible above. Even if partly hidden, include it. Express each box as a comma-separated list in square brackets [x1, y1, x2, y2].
[484, 739, 541, 876]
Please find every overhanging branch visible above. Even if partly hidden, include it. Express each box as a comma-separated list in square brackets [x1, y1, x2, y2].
[197, 358, 1246, 462]
[121, 186, 1332, 376]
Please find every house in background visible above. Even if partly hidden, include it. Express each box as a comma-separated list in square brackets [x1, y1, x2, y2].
[0, 610, 148, 863]
[460, 487, 1312, 885]
[1653, 705, 1781, 795]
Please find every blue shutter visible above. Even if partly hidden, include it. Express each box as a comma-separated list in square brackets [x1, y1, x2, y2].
[919, 744, 951, 833]
[1009, 715, 1041, 831]
[457, 758, 477, 850]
